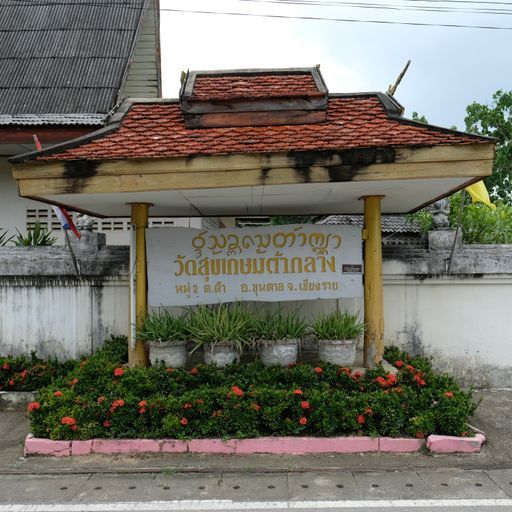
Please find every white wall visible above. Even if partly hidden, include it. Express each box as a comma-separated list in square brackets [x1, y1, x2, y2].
[383, 264, 512, 388]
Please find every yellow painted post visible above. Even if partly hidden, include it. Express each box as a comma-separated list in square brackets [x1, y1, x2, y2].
[129, 203, 151, 368]
[363, 195, 384, 367]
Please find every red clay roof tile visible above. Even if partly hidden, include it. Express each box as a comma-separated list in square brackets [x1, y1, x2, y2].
[37, 95, 489, 162]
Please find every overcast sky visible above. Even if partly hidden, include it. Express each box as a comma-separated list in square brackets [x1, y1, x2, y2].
[159, 0, 510, 131]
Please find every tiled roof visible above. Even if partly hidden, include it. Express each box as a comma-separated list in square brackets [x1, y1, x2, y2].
[32, 94, 489, 162]
[190, 73, 322, 101]
[0, 0, 146, 124]
[319, 214, 421, 233]
[0, 114, 106, 126]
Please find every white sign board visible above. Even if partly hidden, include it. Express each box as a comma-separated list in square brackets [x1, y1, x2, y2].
[147, 224, 362, 307]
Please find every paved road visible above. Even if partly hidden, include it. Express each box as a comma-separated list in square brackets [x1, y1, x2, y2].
[1, 468, 512, 510]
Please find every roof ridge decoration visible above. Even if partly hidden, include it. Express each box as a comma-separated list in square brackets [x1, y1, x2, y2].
[179, 67, 329, 128]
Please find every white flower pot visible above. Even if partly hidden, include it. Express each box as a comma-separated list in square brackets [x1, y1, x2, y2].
[260, 339, 299, 367]
[204, 342, 239, 367]
[149, 340, 187, 367]
[318, 339, 356, 366]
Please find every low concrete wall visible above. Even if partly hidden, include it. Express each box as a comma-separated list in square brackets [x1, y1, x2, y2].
[383, 243, 512, 388]
[0, 232, 128, 359]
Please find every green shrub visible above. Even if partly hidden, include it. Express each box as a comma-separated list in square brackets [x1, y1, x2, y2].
[138, 310, 189, 343]
[14, 221, 57, 246]
[27, 346, 478, 441]
[253, 309, 308, 341]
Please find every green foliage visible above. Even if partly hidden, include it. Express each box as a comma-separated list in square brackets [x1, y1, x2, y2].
[311, 311, 364, 340]
[252, 309, 308, 341]
[411, 111, 429, 124]
[406, 209, 433, 234]
[139, 310, 189, 343]
[0, 352, 76, 392]
[14, 221, 57, 246]
[270, 216, 318, 225]
[0, 228, 13, 246]
[188, 303, 254, 353]
[28, 344, 478, 440]
[465, 90, 512, 204]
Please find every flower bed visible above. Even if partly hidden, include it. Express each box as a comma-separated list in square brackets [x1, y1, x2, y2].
[26, 338, 479, 442]
[0, 352, 75, 392]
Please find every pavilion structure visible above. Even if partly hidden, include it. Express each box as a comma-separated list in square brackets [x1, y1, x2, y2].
[9, 67, 495, 368]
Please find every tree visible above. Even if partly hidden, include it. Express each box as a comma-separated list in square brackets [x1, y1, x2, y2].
[465, 90, 512, 204]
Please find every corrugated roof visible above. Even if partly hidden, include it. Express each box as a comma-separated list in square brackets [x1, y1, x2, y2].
[318, 214, 421, 233]
[29, 94, 491, 162]
[0, 0, 146, 125]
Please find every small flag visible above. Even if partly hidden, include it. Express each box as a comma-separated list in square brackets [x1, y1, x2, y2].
[52, 206, 81, 239]
[465, 181, 496, 210]
[33, 134, 42, 151]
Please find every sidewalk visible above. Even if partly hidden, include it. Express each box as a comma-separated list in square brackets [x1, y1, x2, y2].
[1, 390, 511, 475]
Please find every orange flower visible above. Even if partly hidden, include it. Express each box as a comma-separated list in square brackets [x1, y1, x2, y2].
[395, 360, 404, 368]
[351, 371, 362, 380]
[196, 399, 204, 405]
[138, 407, 147, 414]
[293, 389, 303, 395]
[337, 367, 351, 376]
[314, 367, 323, 374]
[387, 374, 398, 385]
[27, 402, 40, 413]
[166, 367, 174, 373]
[180, 417, 188, 426]
[364, 407, 373, 415]
[61, 416, 76, 426]
[2, 363, 10, 370]
[444, 391, 454, 398]
[231, 386, 243, 397]
[183, 402, 193, 410]
[114, 368, 124, 377]
[70, 378, 79, 386]
[405, 364, 415, 373]
[376, 376, 388, 387]
[415, 431, 425, 439]
[356, 414, 366, 425]
[97, 396, 105, 404]
[103, 420, 111, 428]
[190, 367, 199, 375]
[299, 416, 308, 425]
[251, 403, 261, 411]
[300, 401, 310, 410]
[139, 400, 148, 407]
[54, 391, 63, 398]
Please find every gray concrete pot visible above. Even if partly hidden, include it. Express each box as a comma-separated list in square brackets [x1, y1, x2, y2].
[260, 338, 299, 367]
[149, 340, 187, 367]
[318, 339, 356, 366]
[204, 342, 239, 367]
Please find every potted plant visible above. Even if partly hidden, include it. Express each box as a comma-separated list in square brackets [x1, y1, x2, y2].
[138, 310, 189, 367]
[188, 303, 253, 367]
[312, 311, 364, 366]
[253, 309, 308, 367]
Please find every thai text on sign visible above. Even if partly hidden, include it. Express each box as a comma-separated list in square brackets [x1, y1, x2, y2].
[146, 224, 362, 306]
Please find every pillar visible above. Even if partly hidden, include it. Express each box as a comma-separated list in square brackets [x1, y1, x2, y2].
[363, 195, 384, 367]
[129, 203, 151, 367]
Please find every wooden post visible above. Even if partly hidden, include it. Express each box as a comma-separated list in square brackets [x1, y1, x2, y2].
[129, 203, 151, 368]
[362, 195, 384, 367]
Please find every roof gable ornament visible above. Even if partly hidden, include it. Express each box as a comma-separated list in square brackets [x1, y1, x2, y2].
[179, 67, 329, 128]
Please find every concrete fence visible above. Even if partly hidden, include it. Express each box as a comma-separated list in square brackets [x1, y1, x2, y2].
[1, 229, 511, 387]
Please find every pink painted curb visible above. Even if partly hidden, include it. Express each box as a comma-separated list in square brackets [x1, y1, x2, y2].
[379, 437, 424, 452]
[23, 433, 484, 457]
[427, 433, 485, 453]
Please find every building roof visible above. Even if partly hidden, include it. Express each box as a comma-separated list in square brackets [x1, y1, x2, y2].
[318, 214, 421, 233]
[0, 0, 147, 126]
[188, 69, 325, 101]
[17, 91, 491, 163]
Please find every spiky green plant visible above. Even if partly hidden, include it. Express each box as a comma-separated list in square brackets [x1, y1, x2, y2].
[0, 228, 13, 246]
[253, 309, 308, 342]
[188, 303, 253, 353]
[312, 311, 365, 340]
[138, 310, 189, 343]
[14, 222, 57, 246]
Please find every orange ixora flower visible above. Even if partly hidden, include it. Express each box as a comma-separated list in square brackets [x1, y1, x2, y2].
[444, 391, 454, 398]
[103, 420, 111, 428]
[2, 363, 10, 370]
[313, 367, 323, 374]
[231, 386, 243, 397]
[61, 416, 76, 426]
[180, 417, 188, 426]
[190, 367, 199, 375]
[299, 416, 308, 425]
[97, 396, 106, 404]
[183, 402, 193, 410]
[27, 402, 40, 413]
[356, 414, 366, 425]
[166, 367, 174, 373]
[114, 368, 124, 377]
[395, 360, 405, 368]
[300, 401, 310, 410]
[293, 389, 303, 395]
[54, 391, 63, 397]
[70, 378, 79, 386]
[364, 407, 373, 415]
